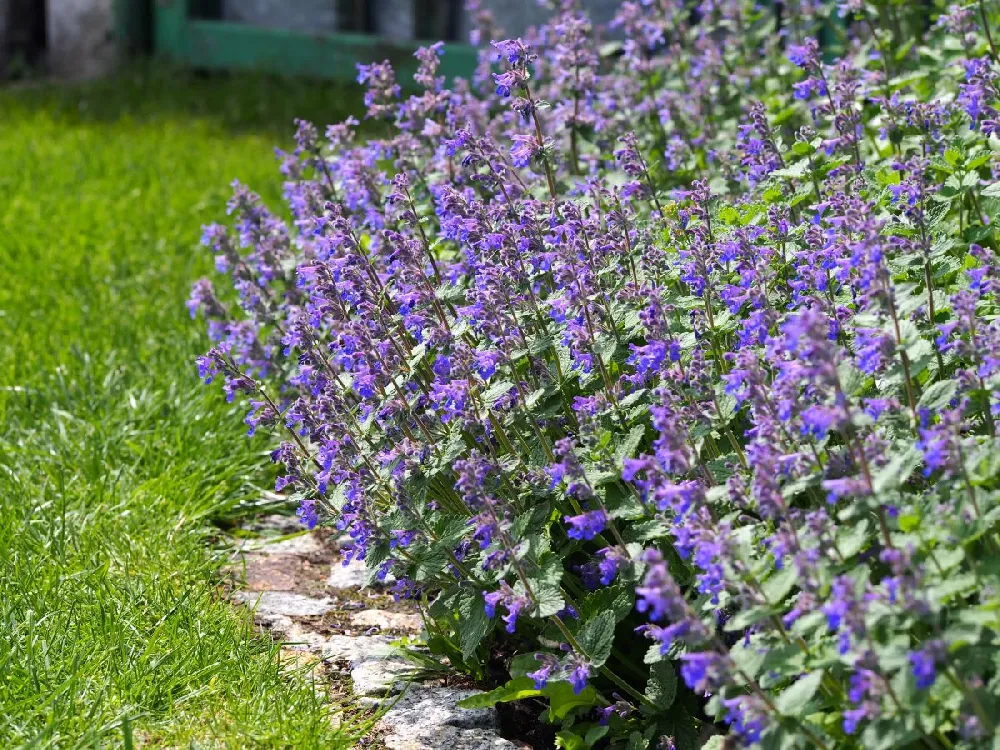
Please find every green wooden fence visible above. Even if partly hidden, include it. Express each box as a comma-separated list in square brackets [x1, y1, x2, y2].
[152, 1, 479, 81]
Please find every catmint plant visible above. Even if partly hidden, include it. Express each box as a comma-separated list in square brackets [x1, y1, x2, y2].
[192, 1, 1000, 747]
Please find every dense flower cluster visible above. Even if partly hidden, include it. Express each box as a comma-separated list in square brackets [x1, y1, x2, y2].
[191, 1, 1000, 747]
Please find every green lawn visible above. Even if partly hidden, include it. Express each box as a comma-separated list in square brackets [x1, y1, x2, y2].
[0, 68, 364, 748]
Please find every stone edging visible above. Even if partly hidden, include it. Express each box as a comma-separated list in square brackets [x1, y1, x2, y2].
[227, 515, 527, 750]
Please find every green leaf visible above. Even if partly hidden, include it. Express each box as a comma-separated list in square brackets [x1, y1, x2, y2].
[981, 182, 1000, 198]
[456, 677, 541, 709]
[718, 205, 740, 225]
[577, 610, 616, 668]
[481, 379, 515, 408]
[530, 552, 565, 618]
[580, 585, 635, 623]
[918, 379, 958, 411]
[429, 430, 466, 477]
[762, 565, 797, 603]
[861, 718, 921, 750]
[645, 661, 678, 710]
[555, 730, 585, 750]
[545, 681, 600, 721]
[872, 448, 920, 495]
[772, 160, 810, 179]
[627, 518, 671, 542]
[645, 643, 667, 664]
[585, 726, 610, 746]
[458, 591, 491, 659]
[898, 513, 920, 533]
[928, 573, 977, 604]
[836, 520, 871, 558]
[428, 584, 462, 621]
[509, 652, 542, 679]
[615, 425, 646, 463]
[776, 670, 824, 716]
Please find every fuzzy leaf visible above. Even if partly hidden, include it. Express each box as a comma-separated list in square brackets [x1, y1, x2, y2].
[762, 566, 798, 603]
[458, 591, 491, 658]
[918, 379, 958, 411]
[580, 585, 635, 623]
[530, 552, 566, 618]
[615, 425, 647, 463]
[776, 670, 824, 716]
[872, 448, 921, 495]
[577, 610, 616, 668]
[645, 661, 678, 710]
[555, 731, 585, 750]
[772, 160, 810, 179]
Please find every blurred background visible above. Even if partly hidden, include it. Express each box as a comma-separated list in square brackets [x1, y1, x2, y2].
[0, 0, 625, 82]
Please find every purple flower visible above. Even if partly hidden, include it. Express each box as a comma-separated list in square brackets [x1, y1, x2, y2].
[788, 39, 821, 69]
[527, 653, 559, 689]
[679, 651, 731, 695]
[910, 640, 946, 690]
[296, 498, 318, 530]
[483, 583, 530, 634]
[568, 657, 591, 694]
[564, 509, 608, 540]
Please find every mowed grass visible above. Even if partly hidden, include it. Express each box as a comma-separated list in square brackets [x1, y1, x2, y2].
[0, 69, 364, 748]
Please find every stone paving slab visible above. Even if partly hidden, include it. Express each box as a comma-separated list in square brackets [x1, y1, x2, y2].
[327, 558, 368, 589]
[350, 609, 423, 633]
[232, 590, 334, 618]
[379, 686, 496, 731]
[351, 658, 415, 696]
[383, 725, 525, 750]
[318, 633, 396, 664]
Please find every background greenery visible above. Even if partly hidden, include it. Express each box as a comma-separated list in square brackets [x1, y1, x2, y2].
[0, 67, 364, 748]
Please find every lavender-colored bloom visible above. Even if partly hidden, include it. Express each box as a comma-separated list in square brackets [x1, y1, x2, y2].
[679, 651, 732, 695]
[909, 640, 946, 690]
[564, 509, 608, 540]
[527, 653, 559, 689]
[296, 498, 319, 529]
[568, 656, 591, 694]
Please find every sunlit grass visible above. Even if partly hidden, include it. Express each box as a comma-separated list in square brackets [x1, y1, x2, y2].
[0, 67, 366, 748]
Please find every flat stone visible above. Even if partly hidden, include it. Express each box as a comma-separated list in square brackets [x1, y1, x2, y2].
[326, 559, 367, 589]
[232, 590, 333, 617]
[255, 532, 324, 556]
[240, 554, 316, 592]
[252, 611, 294, 635]
[350, 609, 423, 633]
[383, 726, 523, 750]
[244, 514, 304, 535]
[350, 658, 414, 696]
[319, 634, 396, 664]
[280, 622, 337, 652]
[379, 686, 496, 732]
